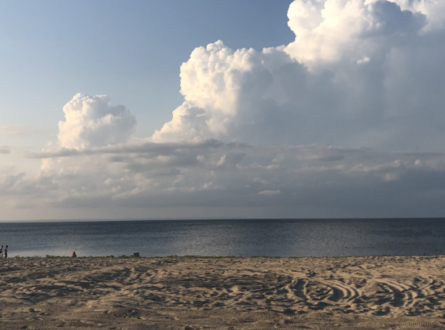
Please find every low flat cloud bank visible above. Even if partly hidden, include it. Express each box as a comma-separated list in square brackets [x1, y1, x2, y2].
[1, 139, 444, 218]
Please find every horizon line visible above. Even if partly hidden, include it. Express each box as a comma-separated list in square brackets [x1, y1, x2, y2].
[1, 216, 445, 224]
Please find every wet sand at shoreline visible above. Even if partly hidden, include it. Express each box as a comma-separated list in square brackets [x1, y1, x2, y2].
[1, 256, 445, 329]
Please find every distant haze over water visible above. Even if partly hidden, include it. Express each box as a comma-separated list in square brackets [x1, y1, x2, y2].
[0, 219, 444, 258]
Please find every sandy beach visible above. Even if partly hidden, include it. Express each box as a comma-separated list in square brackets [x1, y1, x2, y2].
[1, 256, 445, 329]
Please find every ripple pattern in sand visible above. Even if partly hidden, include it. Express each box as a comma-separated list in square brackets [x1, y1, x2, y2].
[1, 256, 445, 329]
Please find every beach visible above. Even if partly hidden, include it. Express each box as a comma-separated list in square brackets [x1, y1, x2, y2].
[1, 256, 445, 329]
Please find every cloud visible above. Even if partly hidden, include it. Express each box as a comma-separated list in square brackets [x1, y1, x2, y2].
[3, 0, 445, 219]
[259, 190, 281, 196]
[58, 93, 137, 150]
[0, 146, 10, 154]
[153, 0, 445, 151]
[286, 0, 426, 65]
[391, 0, 445, 32]
[0, 126, 43, 137]
[31, 138, 247, 159]
[0, 126, 27, 137]
[7, 140, 445, 217]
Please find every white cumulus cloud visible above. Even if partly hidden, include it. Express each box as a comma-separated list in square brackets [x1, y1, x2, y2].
[152, 0, 445, 152]
[285, 0, 426, 66]
[58, 93, 137, 150]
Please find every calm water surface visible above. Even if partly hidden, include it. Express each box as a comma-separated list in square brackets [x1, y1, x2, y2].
[0, 218, 444, 257]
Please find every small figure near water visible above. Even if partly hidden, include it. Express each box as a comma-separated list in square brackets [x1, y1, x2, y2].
[4, 245, 8, 258]
[0, 245, 3, 258]
[71, 251, 77, 258]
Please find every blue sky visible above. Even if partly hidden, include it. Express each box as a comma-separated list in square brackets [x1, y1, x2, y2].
[2, 0, 445, 220]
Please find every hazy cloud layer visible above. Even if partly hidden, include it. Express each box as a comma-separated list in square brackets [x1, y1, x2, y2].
[0, 126, 43, 137]
[6, 140, 445, 217]
[2, 0, 445, 219]
[0, 146, 11, 154]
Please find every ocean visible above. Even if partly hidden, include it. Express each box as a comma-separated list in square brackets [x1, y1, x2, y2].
[0, 218, 444, 258]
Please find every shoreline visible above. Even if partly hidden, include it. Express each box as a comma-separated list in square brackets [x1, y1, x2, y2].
[1, 256, 444, 329]
[8, 254, 443, 258]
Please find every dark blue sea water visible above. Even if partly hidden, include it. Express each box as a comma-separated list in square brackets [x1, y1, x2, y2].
[0, 218, 444, 258]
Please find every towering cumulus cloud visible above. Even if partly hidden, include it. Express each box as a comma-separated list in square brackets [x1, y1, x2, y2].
[285, 0, 426, 65]
[154, 0, 445, 151]
[58, 94, 137, 149]
[4, 0, 445, 219]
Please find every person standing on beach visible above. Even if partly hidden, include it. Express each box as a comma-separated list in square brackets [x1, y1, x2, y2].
[0, 245, 3, 258]
[4, 245, 8, 258]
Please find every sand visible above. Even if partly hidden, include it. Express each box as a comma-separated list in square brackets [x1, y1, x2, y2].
[1, 256, 445, 329]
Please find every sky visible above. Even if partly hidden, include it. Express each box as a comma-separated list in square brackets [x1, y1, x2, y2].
[1, 0, 445, 221]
